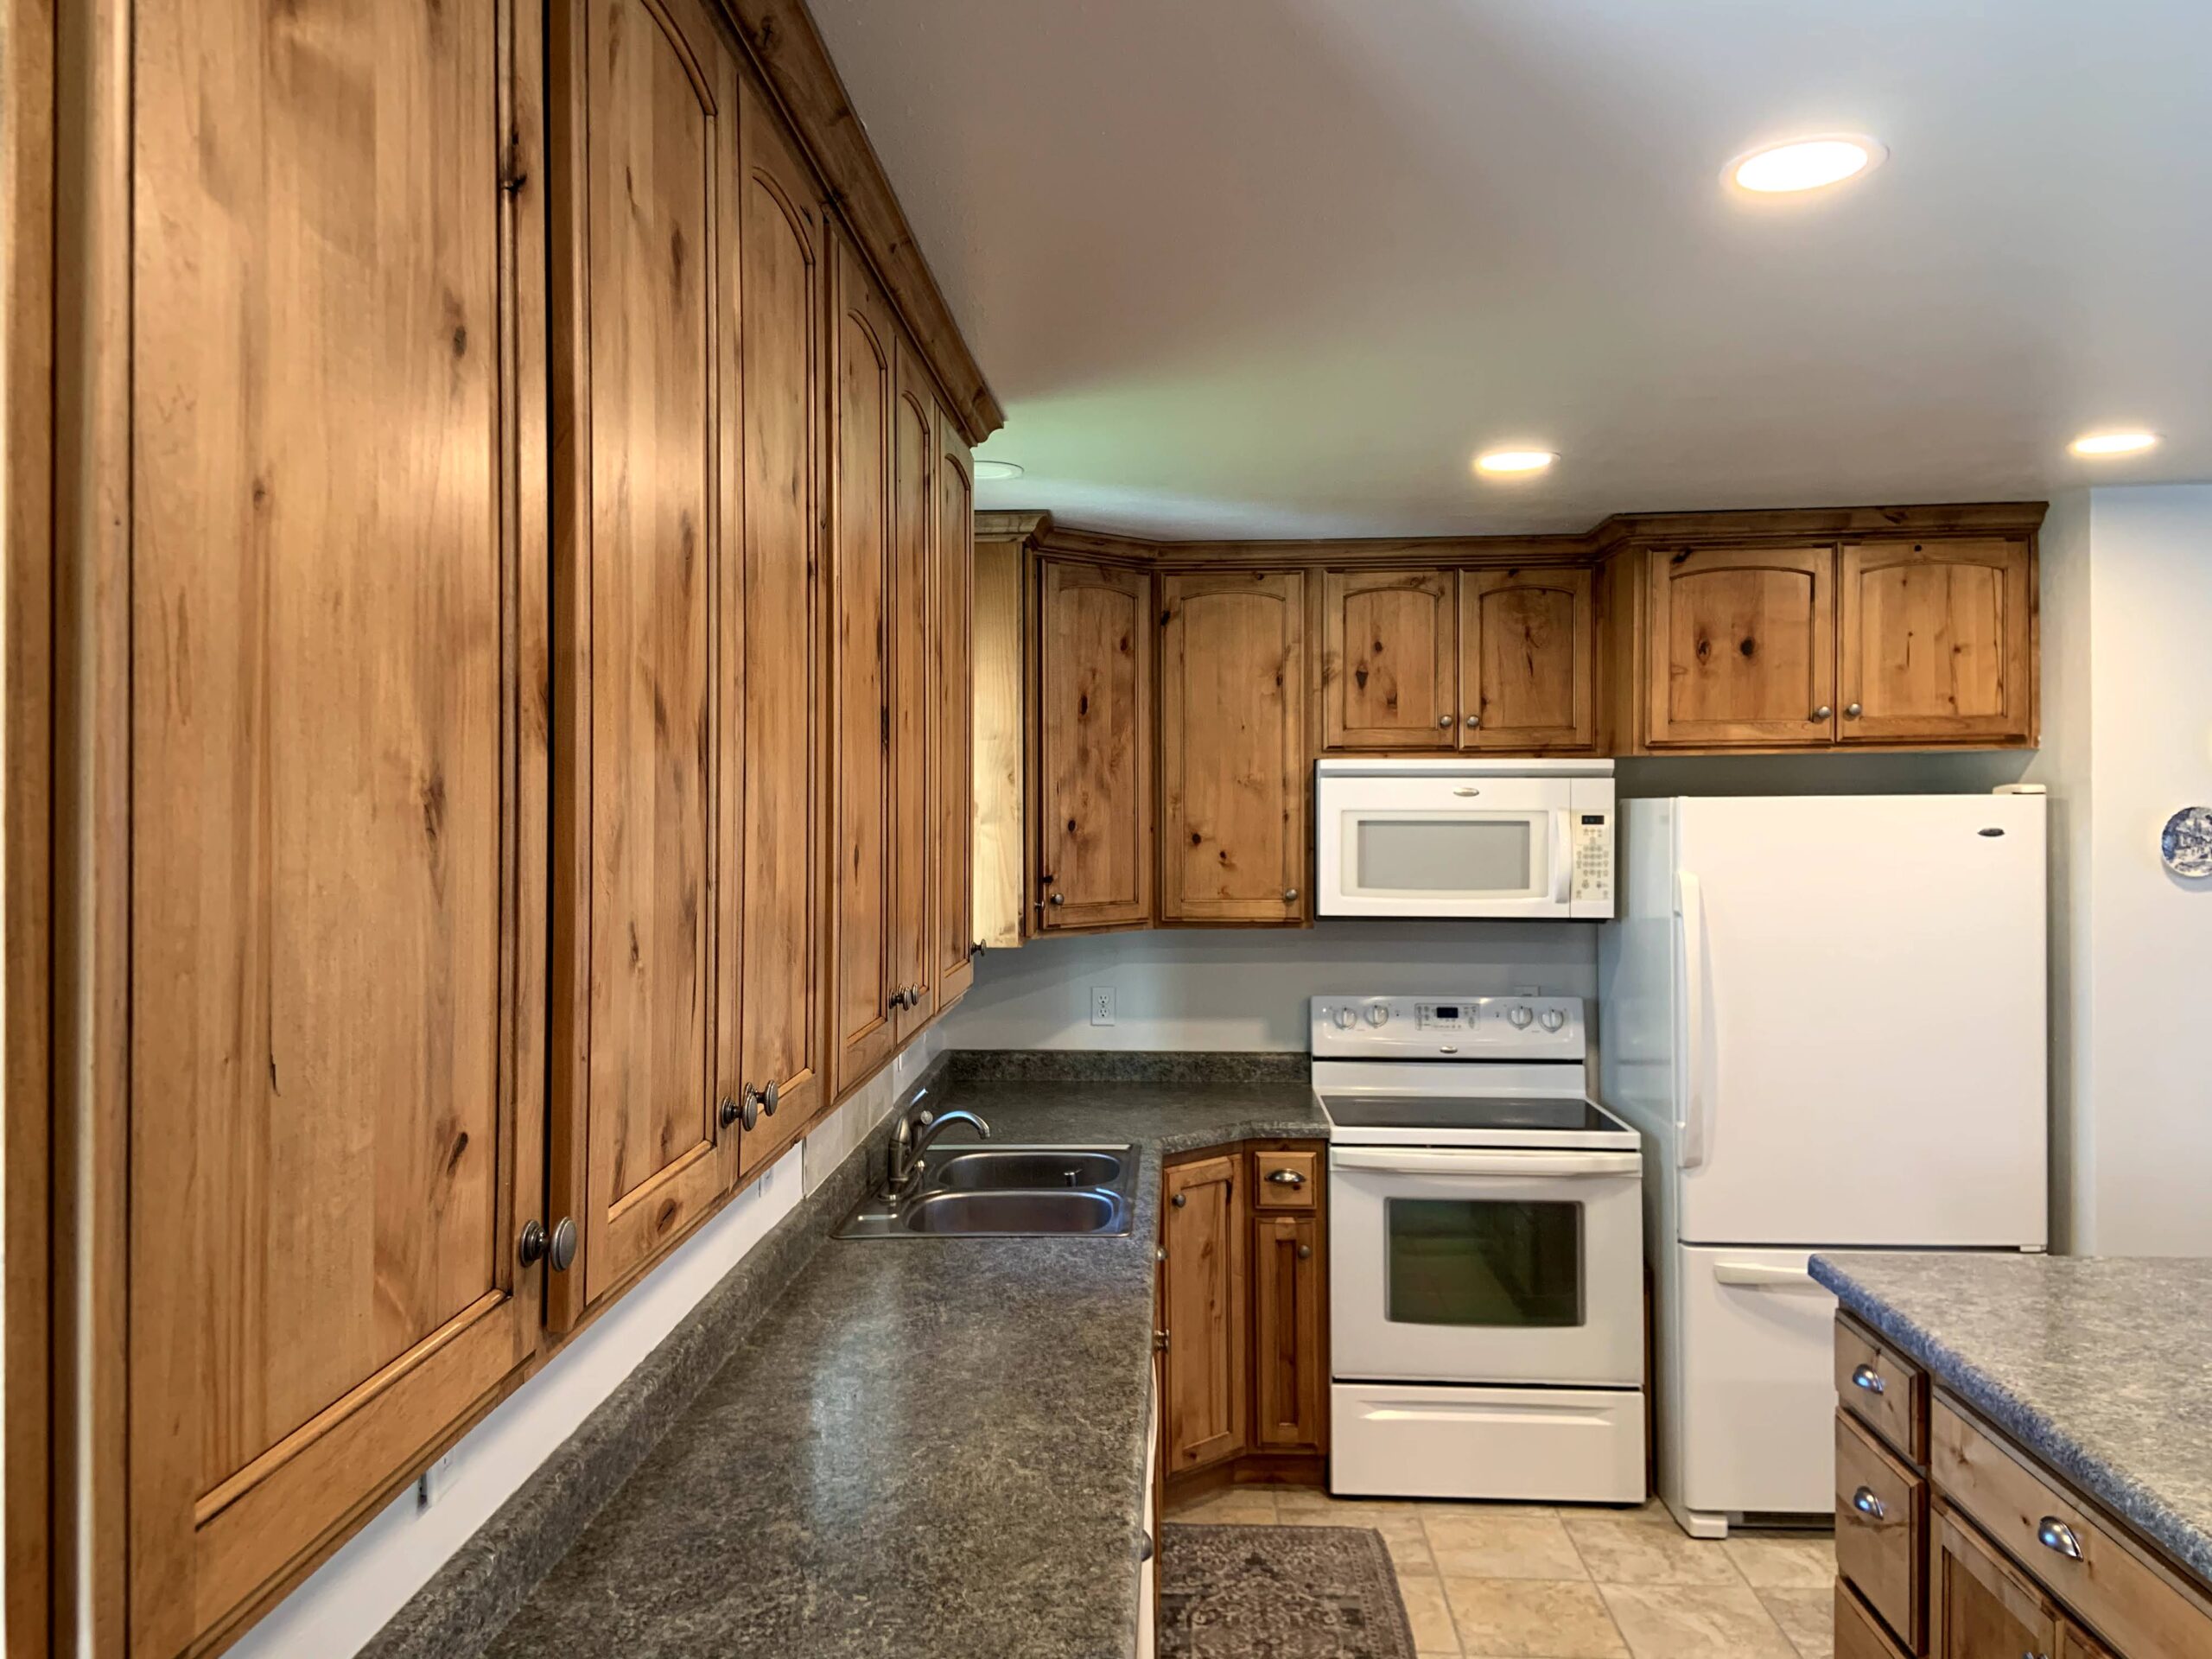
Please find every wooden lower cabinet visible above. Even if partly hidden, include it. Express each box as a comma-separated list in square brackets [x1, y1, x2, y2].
[1160, 1142, 1329, 1491]
[1932, 1503, 2062, 1659]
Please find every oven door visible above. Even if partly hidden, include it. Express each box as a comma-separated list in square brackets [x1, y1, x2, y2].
[1329, 1147, 1643, 1387]
[1316, 773, 1573, 918]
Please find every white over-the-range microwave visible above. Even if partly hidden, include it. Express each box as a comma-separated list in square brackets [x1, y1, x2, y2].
[1313, 758, 1615, 919]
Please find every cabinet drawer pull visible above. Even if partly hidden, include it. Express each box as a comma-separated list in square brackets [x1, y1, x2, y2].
[2037, 1516, 2085, 1560]
[1850, 1363, 1886, 1395]
[1850, 1485, 1887, 1521]
[1266, 1169, 1306, 1187]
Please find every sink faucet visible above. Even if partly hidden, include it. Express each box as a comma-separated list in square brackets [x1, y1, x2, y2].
[887, 1103, 991, 1197]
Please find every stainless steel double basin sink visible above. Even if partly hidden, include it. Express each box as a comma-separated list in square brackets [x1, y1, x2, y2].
[836, 1145, 1136, 1238]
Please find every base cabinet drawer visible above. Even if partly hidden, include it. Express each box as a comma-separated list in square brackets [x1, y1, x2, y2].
[1837, 1579, 1911, 1659]
[1251, 1148, 1319, 1210]
[1836, 1410, 1926, 1651]
[1836, 1313, 1928, 1463]
[1932, 1503, 2060, 1659]
[1932, 1396, 2212, 1659]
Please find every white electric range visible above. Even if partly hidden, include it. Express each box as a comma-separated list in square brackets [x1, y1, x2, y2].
[1314, 994, 1647, 1503]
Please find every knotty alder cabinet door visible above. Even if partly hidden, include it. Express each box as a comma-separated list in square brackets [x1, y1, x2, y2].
[127, 0, 550, 1649]
[1252, 1212, 1325, 1451]
[1159, 570, 1307, 924]
[932, 410, 979, 1006]
[1037, 560, 1155, 930]
[548, 0, 745, 1325]
[1161, 1154, 1248, 1473]
[1319, 569, 1458, 748]
[889, 342, 939, 1041]
[1643, 544, 1837, 747]
[732, 82, 830, 1179]
[1459, 567, 1595, 750]
[1837, 538, 2035, 745]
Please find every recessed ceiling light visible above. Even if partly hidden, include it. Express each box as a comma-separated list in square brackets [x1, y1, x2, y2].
[975, 459, 1024, 481]
[1727, 135, 1884, 194]
[2068, 431, 2158, 458]
[1474, 449, 1556, 476]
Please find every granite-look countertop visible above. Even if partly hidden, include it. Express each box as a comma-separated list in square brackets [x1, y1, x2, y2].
[1810, 1252, 2212, 1586]
[480, 1077, 1325, 1659]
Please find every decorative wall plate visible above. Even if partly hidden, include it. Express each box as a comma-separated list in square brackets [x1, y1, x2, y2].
[2161, 806, 2212, 877]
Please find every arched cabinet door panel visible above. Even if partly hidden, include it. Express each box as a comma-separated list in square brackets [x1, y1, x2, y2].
[1319, 569, 1459, 750]
[1459, 567, 1594, 751]
[1644, 544, 1835, 748]
[931, 409, 978, 1007]
[1837, 538, 2034, 746]
[1036, 559, 1154, 931]
[1160, 570, 1306, 924]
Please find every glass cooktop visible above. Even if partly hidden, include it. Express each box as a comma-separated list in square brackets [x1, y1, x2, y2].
[1319, 1093, 1623, 1134]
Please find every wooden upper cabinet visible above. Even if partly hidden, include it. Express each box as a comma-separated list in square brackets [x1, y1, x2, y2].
[1320, 569, 1459, 748]
[1037, 559, 1154, 930]
[1459, 567, 1594, 751]
[1645, 544, 1836, 747]
[733, 83, 826, 1179]
[1838, 539, 2035, 745]
[828, 230, 899, 1095]
[128, 0, 548, 1647]
[932, 409, 978, 1007]
[548, 0, 743, 1323]
[970, 532, 1030, 950]
[1161, 1154, 1247, 1474]
[1159, 570, 1307, 924]
[889, 344, 938, 1038]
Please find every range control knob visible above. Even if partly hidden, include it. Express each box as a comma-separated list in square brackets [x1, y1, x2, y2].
[1541, 1008, 1567, 1033]
[1507, 1005, 1535, 1029]
[1332, 1006, 1358, 1031]
[1363, 1002, 1392, 1028]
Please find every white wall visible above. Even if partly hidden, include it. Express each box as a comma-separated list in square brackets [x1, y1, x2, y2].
[229, 1033, 940, 1659]
[2066, 485, 2212, 1255]
[945, 921, 1599, 1051]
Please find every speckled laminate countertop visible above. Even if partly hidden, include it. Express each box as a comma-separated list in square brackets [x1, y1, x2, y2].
[1810, 1252, 2212, 1586]
[480, 1077, 1325, 1659]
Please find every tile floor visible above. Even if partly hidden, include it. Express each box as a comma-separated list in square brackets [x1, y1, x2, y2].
[1164, 1485, 1834, 1659]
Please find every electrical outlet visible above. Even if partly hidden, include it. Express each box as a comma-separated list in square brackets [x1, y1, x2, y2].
[416, 1446, 460, 1510]
[1090, 986, 1116, 1027]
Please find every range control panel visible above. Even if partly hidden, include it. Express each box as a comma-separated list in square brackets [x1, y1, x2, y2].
[1309, 995, 1586, 1060]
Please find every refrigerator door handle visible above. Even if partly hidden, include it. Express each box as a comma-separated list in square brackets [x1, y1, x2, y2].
[1675, 869, 1710, 1170]
[1712, 1261, 1827, 1293]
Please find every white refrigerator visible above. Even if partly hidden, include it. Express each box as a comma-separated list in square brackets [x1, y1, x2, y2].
[1597, 794, 2046, 1537]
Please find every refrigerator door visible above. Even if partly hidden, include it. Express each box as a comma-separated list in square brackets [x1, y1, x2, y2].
[1672, 795, 2047, 1249]
[1675, 1246, 1839, 1519]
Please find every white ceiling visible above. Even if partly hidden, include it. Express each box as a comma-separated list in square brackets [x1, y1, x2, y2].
[809, 0, 2212, 539]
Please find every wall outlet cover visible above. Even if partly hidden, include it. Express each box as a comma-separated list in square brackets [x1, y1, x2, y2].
[1090, 986, 1116, 1026]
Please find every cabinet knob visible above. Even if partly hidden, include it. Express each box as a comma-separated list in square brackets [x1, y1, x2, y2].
[521, 1217, 577, 1273]
[1048, 893, 1065, 906]
[1465, 714, 1481, 728]
[1282, 887, 1298, 902]
[1154, 1329, 1170, 1352]
[1435, 714, 1453, 728]
[1296, 1244, 1313, 1261]
[1850, 1485, 1887, 1521]
[1812, 705, 1834, 721]
[741, 1089, 761, 1131]
[971, 939, 988, 957]
[1844, 702, 1863, 719]
[1172, 1192, 1186, 1208]
[744, 1079, 779, 1122]
[718, 1095, 741, 1130]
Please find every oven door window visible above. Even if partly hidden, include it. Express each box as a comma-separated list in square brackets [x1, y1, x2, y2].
[1384, 1197, 1584, 1327]
[1348, 812, 1540, 896]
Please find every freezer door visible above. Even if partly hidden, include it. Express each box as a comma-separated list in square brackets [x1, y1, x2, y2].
[1673, 795, 2048, 1248]
[1675, 1247, 1838, 1519]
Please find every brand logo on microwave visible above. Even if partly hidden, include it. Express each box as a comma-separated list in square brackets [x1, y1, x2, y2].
[1452, 786, 1481, 797]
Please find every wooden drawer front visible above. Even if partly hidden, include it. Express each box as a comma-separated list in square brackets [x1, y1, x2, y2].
[1933, 1395, 2212, 1659]
[1836, 1410, 1925, 1650]
[1252, 1149, 1319, 1211]
[1835, 1314, 1927, 1463]
[1934, 1501, 2060, 1659]
[1835, 1580, 1910, 1659]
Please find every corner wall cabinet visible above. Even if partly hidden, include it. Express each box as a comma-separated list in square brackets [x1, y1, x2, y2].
[1159, 1142, 1330, 1496]
[1832, 1313, 2212, 1659]
[1035, 558, 1155, 931]
[79, 0, 991, 1647]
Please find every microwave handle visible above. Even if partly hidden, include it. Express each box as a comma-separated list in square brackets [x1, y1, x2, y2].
[1675, 869, 1710, 1170]
[1551, 810, 1571, 905]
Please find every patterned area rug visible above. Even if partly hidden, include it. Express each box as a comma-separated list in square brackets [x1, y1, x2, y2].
[1160, 1523, 1416, 1659]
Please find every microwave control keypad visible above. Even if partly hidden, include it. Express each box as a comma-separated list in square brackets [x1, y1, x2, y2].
[1571, 814, 1613, 906]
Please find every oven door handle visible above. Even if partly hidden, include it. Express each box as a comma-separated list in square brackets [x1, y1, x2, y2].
[1330, 1148, 1643, 1179]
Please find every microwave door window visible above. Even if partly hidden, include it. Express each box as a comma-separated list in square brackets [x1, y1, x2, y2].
[1354, 816, 1533, 893]
[1384, 1197, 1585, 1328]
